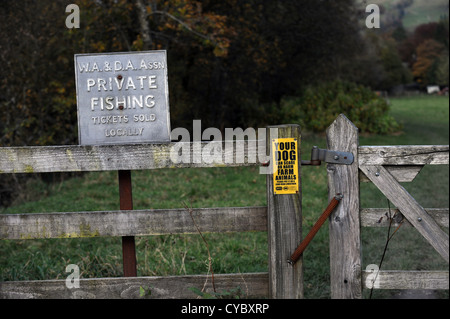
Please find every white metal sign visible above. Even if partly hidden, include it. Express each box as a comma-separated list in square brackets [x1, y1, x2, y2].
[75, 51, 171, 145]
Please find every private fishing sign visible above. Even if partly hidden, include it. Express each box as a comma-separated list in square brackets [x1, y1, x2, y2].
[272, 138, 299, 194]
[75, 50, 171, 145]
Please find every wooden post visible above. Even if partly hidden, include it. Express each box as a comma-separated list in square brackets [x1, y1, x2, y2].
[118, 170, 137, 277]
[266, 124, 303, 299]
[326, 114, 362, 299]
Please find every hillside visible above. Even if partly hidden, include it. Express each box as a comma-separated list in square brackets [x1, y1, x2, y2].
[362, 0, 449, 30]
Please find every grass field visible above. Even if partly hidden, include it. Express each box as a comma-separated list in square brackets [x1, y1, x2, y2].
[1, 95, 448, 299]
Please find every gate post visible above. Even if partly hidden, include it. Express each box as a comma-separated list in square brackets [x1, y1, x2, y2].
[326, 114, 362, 299]
[266, 124, 303, 299]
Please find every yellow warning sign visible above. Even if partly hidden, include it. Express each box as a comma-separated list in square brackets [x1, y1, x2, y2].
[272, 138, 299, 195]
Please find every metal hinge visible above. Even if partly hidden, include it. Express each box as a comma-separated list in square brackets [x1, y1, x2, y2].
[302, 146, 354, 166]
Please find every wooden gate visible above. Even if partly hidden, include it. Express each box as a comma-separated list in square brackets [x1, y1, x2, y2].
[326, 114, 449, 298]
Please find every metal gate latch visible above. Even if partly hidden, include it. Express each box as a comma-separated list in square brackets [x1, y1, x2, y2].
[302, 146, 354, 166]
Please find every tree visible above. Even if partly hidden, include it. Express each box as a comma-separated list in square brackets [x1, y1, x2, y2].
[436, 54, 449, 86]
[175, 0, 363, 129]
[345, 30, 412, 91]
[0, 1, 77, 146]
[133, 0, 233, 55]
[0, 0, 232, 146]
[412, 39, 445, 85]
[1, 0, 365, 146]
[399, 20, 449, 68]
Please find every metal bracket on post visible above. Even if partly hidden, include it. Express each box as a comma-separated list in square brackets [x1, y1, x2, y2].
[302, 146, 354, 166]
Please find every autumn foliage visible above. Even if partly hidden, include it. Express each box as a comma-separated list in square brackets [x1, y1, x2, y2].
[0, 0, 364, 147]
[0, 1, 448, 149]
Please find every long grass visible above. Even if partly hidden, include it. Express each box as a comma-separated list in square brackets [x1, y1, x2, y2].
[1, 95, 448, 298]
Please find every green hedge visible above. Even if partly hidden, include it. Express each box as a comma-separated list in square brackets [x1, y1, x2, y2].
[282, 81, 401, 134]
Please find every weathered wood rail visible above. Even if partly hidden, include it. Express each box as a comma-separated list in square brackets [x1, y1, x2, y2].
[0, 141, 261, 173]
[1, 115, 448, 298]
[0, 207, 267, 240]
[0, 273, 269, 299]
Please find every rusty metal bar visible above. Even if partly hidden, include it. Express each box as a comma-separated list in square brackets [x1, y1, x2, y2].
[118, 170, 137, 277]
[289, 194, 343, 265]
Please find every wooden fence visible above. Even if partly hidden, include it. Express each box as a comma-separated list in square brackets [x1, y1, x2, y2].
[0, 115, 448, 298]
[0, 124, 302, 299]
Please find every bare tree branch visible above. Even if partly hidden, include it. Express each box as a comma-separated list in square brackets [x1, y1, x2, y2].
[152, 10, 216, 45]
[135, 0, 153, 50]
